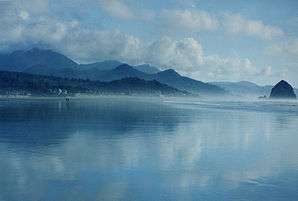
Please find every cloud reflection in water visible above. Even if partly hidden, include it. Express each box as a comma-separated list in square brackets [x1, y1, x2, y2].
[0, 98, 298, 200]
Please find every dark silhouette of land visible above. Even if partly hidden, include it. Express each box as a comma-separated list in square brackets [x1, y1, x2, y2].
[269, 80, 296, 99]
[0, 71, 189, 97]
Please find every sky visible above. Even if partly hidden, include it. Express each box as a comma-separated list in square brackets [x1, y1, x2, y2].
[0, 0, 298, 87]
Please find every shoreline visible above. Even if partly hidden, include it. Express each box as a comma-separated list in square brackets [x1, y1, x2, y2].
[0, 94, 194, 101]
[1, 95, 297, 103]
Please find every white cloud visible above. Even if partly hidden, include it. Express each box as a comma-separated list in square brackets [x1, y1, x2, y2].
[145, 37, 204, 71]
[162, 9, 219, 31]
[265, 66, 272, 76]
[98, 0, 133, 20]
[0, 0, 49, 30]
[266, 38, 298, 56]
[243, 58, 258, 75]
[142, 37, 268, 81]
[62, 29, 142, 63]
[0, 15, 268, 81]
[199, 55, 263, 80]
[0, 1, 272, 82]
[19, 11, 29, 20]
[222, 13, 283, 40]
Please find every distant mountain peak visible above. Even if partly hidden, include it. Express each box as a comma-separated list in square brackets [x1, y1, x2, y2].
[158, 69, 180, 76]
[134, 64, 160, 74]
[25, 47, 56, 55]
[111, 64, 147, 74]
[79, 60, 122, 71]
[10, 48, 51, 56]
[0, 47, 78, 72]
[164, 69, 176, 72]
[118, 63, 131, 68]
[114, 64, 135, 70]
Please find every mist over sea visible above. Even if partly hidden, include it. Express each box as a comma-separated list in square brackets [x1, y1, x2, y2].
[1, 97, 298, 200]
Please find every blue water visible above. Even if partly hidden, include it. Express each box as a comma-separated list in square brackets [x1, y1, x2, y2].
[0, 97, 298, 201]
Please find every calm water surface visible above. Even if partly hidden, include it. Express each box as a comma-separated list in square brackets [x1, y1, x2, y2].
[0, 97, 298, 200]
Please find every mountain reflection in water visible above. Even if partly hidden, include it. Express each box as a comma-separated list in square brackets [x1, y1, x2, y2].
[0, 97, 298, 201]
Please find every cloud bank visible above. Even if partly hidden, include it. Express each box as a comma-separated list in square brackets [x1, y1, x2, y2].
[0, 0, 277, 82]
[267, 38, 298, 56]
[222, 13, 283, 40]
[162, 9, 219, 31]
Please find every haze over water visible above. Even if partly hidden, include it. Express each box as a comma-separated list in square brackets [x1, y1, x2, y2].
[1, 97, 298, 200]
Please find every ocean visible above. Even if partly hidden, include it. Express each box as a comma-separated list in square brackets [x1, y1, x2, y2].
[0, 97, 298, 200]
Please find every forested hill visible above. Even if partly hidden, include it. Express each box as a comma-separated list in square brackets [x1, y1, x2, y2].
[0, 71, 188, 97]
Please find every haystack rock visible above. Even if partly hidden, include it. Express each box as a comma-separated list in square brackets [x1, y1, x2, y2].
[269, 80, 296, 99]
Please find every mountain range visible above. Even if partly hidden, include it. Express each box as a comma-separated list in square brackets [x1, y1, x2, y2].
[0, 48, 160, 73]
[0, 48, 227, 97]
[2, 48, 295, 98]
[0, 71, 187, 97]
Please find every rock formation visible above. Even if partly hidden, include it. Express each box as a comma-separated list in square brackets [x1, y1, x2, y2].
[269, 80, 296, 99]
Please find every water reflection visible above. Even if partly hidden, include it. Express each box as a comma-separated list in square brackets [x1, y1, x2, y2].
[0, 98, 298, 200]
[0, 98, 190, 147]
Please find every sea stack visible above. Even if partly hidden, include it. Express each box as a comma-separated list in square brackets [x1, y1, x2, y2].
[269, 80, 296, 99]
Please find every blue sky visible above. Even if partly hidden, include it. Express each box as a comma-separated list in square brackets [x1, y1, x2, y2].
[0, 0, 298, 87]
